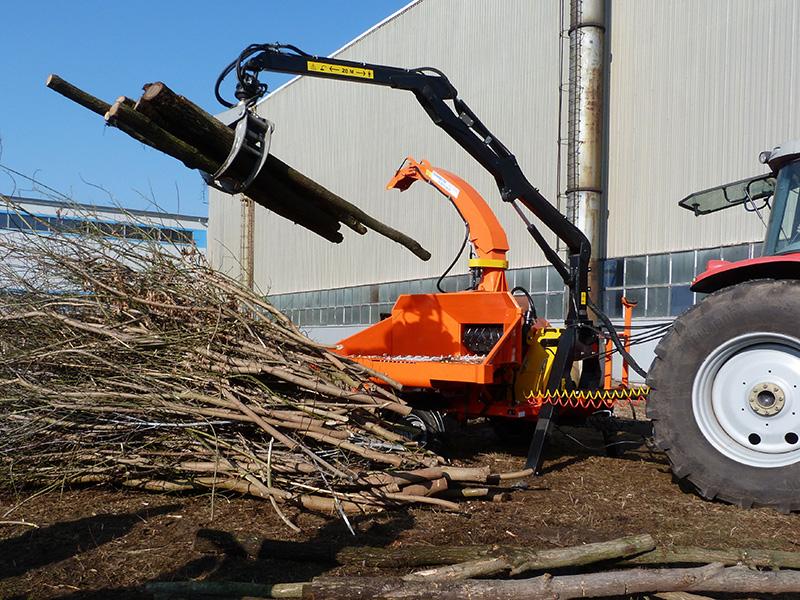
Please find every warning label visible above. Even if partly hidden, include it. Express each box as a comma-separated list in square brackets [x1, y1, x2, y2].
[307, 61, 374, 79]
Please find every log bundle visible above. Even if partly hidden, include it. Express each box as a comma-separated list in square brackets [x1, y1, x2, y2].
[0, 201, 509, 520]
[45, 74, 431, 259]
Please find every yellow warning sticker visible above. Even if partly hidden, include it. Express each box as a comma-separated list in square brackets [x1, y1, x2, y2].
[307, 61, 374, 79]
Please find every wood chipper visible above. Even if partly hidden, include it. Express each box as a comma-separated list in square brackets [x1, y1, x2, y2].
[334, 157, 645, 449]
[208, 43, 799, 511]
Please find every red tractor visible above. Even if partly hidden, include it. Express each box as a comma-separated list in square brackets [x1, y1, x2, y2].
[648, 141, 800, 511]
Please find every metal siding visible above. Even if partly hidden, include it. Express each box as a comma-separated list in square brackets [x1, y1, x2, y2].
[226, 0, 562, 294]
[208, 188, 243, 280]
[607, 0, 800, 257]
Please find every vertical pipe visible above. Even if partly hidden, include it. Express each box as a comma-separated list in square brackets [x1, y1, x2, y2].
[240, 196, 255, 290]
[566, 0, 606, 306]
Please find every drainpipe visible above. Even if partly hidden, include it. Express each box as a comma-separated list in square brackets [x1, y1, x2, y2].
[240, 196, 255, 290]
[566, 0, 606, 306]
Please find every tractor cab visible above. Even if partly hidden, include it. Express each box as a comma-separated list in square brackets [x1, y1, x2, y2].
[763, 150, 800, 256]
[679, 140, 800, 257]
[679, 141, 800, 293]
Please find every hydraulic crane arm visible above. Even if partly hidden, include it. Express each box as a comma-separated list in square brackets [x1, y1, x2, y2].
[215, 44, 592, 326]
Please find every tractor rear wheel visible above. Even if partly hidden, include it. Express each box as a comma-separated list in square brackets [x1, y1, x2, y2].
[647, 279, 800, 511]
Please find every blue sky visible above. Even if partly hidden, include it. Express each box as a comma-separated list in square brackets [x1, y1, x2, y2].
[0, 1, 410, 216]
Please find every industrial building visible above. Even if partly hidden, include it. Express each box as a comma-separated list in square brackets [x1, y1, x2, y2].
[207, 0, 800, 374]
[1, 196, 208, 251]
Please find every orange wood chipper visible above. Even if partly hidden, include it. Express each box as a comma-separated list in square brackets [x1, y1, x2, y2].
[334, 158, 645, 450]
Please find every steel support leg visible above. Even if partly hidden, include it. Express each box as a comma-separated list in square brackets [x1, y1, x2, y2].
[525, 403, 557, 473]
[525, 328, 576, 473]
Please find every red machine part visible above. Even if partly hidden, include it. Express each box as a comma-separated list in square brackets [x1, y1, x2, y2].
[692, 254, 800, 293]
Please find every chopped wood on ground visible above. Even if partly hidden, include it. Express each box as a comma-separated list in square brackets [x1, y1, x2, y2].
[0, 200, 506, 525]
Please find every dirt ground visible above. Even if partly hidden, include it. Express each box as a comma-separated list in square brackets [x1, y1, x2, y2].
[1, 422, 798, 599]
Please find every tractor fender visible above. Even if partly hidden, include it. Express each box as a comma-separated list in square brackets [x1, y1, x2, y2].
[691, 253, 800, 293]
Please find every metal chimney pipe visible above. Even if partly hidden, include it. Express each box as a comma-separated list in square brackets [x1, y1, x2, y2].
[566, 0, 606, 305]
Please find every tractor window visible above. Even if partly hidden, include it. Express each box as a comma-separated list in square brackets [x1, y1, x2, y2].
[765, 160, 800, 255]
[679, 174, 775, 216]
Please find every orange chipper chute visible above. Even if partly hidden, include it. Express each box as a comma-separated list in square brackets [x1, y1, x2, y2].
[387, 157, 510, 292]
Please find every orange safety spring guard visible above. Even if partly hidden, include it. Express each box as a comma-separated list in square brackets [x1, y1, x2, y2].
[523, 386, 649, 411]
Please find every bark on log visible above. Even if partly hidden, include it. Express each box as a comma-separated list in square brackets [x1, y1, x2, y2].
[509, 534, 656, 576]
[259, 534, 654, 570]
[402, 557, 511, 582]
[145, 580, 304, 598]
[403, 534, 655, 581]
[304, 564, 800, 599]
[137, 82, 430, 259]
[104, 96, 343, 243]
[136, 83, 359, 235]
[654, 593, 715, 600]
[105, 99, 218, 173]
[46, 74, 110, 116]
[47, 76, 430, 256]
[621, 545, 800, 569]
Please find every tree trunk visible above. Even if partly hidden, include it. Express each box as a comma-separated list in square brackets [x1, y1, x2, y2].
[304, 564, 800, 599]
[145, 580, 304, 598]
[136, 81, 429, 257]
[260, 535, 654, 570]
[621, 545, 800, 570]
[46, 75, 430, 257]
[403, 534, 655, 581]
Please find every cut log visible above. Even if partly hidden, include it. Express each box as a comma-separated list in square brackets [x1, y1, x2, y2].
[136, 83, 365, 235]
[46, 75, 430, 257]
[399, 476, 448, 497]
[46, 74, 110, 116]
[304, 563, 800, 599]
[259, 534, 655, 570]
[104, 96, 344, 243]
[402, 534, 655, 581]
[622, 545, 800, 570]
[145, 580, 305, 598]
[136, 81, 429, 258]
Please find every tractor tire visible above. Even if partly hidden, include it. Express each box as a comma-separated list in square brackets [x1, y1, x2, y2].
[647, 279, 800, 512]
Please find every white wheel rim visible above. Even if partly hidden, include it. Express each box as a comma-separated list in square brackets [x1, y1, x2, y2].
[693, 332, 800, 468]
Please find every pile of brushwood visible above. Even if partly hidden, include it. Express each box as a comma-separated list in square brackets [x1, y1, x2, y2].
[0, 201, 517, 526]
[45, 74, 430, 258]
[146, 534, 800, 598]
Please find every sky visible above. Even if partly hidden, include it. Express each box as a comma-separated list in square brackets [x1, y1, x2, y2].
[0, 1, 411, 217]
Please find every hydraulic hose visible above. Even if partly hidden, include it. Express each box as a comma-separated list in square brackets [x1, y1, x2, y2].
[586, 297, 649, 380]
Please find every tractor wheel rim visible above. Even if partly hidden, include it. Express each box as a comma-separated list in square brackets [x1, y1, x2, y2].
[693, 332, 800, 468]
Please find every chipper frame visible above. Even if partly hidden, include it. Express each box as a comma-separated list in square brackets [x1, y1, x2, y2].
[210, 43, 649, 474]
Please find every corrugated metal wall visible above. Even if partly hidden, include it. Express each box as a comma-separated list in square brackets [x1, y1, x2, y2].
[208, 0, 800, 295]
[607, 0, 800, 257]
[209, 0, 563, 294]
